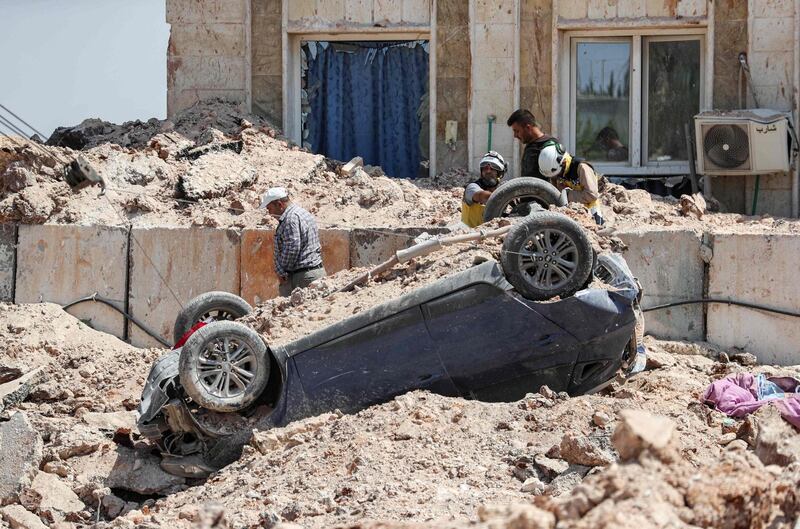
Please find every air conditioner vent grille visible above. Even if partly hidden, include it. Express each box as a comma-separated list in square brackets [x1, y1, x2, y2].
[701, 123, 750, 171]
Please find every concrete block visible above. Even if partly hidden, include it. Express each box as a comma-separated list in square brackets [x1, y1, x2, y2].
[558, 0, 589, 18]
[752, 18, 794, 52]
[588, 0, 617, 19]
[15, 225, 128, 339]
[677, 0, 706, 16]
[168, 23, 246, 57]
[616, 228, 705, 341]
[316, 0, 346, 20]
[350, 228, 448, 267]
[289, 0, 316, 19]
[166, 0, 247, 24]
[748, 51, 793, 87]
[753, 0, 794, 17]
[170, 56, 247, 91]
[374, 0, 403, 23]
[345, 0, 373, 23]
[473, 58, 514, 93]
[128, 228, 241, 348]
[473, 23, 514, 59]
[617, 0, 645, 17]
[707, 232, 800, 365]
[240, 229, 350, 305]
[0, 224, 15, 302]
[402, 0, 432, 24]
[476, 0, 516, 23]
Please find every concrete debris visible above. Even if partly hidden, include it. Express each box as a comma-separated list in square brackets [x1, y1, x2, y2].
[477, 504, 555, 529]
[0, 413, 43, 506]
[339, 156, 364, 176]
[679, 193, 707, 219]
[0, 505, 48, 529]
[755, 406, 800, 466]
[79, 411, 137, 432]
[18, 472, 84, 518]
[0, 367, 46, 414]
[612, 409, 678, 463]
[558, 433, 615, 467]
[69, 446, 185, 495]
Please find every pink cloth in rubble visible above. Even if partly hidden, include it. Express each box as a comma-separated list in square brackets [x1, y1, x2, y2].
[702, 372, 800, 430]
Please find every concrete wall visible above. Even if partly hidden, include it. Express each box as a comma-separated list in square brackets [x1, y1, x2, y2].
[520, 1, 553, 133]
[470, 0, 518, 174]
[251, 0, 283, 125]
[14, 225, 129, 338]
[0, 224, 15, 302]
[707, 232, 800, 365]
[616, 227, 706, 341]
[128, 228, 241, 347]
[241, 228, 350, 305]
[286, 0, 432, 27]
[166, 0, 249, 116]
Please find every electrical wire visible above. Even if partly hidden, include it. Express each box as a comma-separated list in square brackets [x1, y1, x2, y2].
[643, 298, 800, 318]
[62, 293, 171, 347]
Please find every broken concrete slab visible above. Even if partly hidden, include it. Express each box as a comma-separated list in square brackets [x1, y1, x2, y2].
[754, 406, 800, 466]
[70, 446, 184, 495]
[240, 229, 350, 305]
[707, 232, 800, 365]
[0, 505, 48, 529]
[612, 409, 678, 463]
[558, 432, 615, 467]
[0, 367, 46, 414]
[128, 227, 241, 347]
[349, 227, 450, 267]
[0, 224, 15, 303]
[80, 411, 137, 432]
[615, 227, 705, 341]
[14, 224, 128, 339]
[339, 157, 364, 177]
[19, 472, 84, 518]
[0, 413, 43, 505]
[178, 151, 256, 200]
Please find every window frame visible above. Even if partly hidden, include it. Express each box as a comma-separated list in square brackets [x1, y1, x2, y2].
[560, 28, 708, 176]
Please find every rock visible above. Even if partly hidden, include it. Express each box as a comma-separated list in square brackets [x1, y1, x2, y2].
[178, 153, 256, 200]
[726, 439, 749, 452]
[612, 409, 678, 463]
[19, 472, 84, 517]
[534, 455, 569, 480]
[521, 476, 546, 494]
[251, 413, 340, 454]
[340, 157, 364, 177]
[69, 446, 184, 495]
[77, 363, 96, 378]
[0, 367, 46, 414]
[0, 360, 26, 384]
[0, 413, 43, 505]
[718, 433, 737, 446]
[729, 352, 758, 367]
[545, 465, 591, 497]
[592, 412, 611, 427]
[754, 406, 800, 466]
[80, 411, 137, 432]
[679, 193, 706, 219]
[49, 424, 106, 460]
[559, 433, 615, 466]
[538, 385, 557, 400]
[0, 505, 48, 529]
[477, 504, 555, 529]
[101, 494, 126, 519]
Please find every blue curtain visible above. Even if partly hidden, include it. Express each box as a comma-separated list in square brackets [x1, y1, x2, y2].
[305, 41, 429, 179]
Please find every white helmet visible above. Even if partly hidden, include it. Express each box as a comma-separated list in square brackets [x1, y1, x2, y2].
[479, 151, 507, 175]
[538, 144, 567, 178]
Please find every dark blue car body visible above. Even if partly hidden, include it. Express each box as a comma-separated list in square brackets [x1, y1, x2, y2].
[138, 255, 643, 475]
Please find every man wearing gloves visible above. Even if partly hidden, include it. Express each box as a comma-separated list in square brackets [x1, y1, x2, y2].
[538, 144, 605, 226]
[260, 187, 326, 296]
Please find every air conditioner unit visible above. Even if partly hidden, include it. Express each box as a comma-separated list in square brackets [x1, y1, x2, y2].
[694, 109, 791, 175]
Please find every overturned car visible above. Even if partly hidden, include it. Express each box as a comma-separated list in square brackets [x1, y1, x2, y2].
[137, 212, 646, 477]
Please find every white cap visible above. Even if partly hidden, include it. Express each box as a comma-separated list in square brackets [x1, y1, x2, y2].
[259, 187, 288, 208]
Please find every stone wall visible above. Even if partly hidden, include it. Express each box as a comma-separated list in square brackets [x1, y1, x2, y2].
[286, 0, 432, 26]
[166, 0, 250, 116]
[436, 0, 471, 172]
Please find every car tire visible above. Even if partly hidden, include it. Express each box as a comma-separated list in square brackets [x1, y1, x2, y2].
[173, 291, 253, 344]
[501, 211, 593, 301]
[483, 177, 563, 222]
[179, 321, 269, 413]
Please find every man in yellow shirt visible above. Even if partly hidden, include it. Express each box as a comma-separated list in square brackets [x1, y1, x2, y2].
[460, 151, 507, 228]
[538, 144, 604, 226]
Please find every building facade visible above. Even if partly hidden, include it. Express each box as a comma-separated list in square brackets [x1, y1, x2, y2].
[166, 0, 800, 216]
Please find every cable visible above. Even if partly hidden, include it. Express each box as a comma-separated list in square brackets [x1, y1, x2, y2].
[61, 293, 171, 347]
[643, 298, 800, 318]
[0, 103, 49, 140]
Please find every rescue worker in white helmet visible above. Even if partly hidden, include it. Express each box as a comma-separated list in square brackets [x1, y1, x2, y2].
[538, 143, 605, 226]
[461, 151, 508, 228]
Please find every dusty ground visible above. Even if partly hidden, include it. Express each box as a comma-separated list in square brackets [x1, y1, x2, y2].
[1, 303, 798, 529]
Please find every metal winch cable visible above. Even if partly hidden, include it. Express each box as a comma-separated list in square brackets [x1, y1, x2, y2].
[62, 293, 171, 347]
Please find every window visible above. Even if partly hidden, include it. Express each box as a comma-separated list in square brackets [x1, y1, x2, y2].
[564, 31, 705, 174]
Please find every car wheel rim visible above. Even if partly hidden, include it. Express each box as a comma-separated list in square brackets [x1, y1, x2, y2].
[501, 196, 547, 217]
[517, 228, 578, 290]
[197, 337, 257, 398]
[200, 308, 237, 323]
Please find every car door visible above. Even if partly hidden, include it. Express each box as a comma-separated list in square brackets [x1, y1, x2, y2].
[421, 283, 582, 401]
[292, 306, 458, 416]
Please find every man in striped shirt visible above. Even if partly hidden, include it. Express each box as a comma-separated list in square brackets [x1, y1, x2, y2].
[260, 187, 326, 297]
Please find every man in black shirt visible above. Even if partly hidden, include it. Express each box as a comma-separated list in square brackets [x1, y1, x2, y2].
[507, 109, 560, 180]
